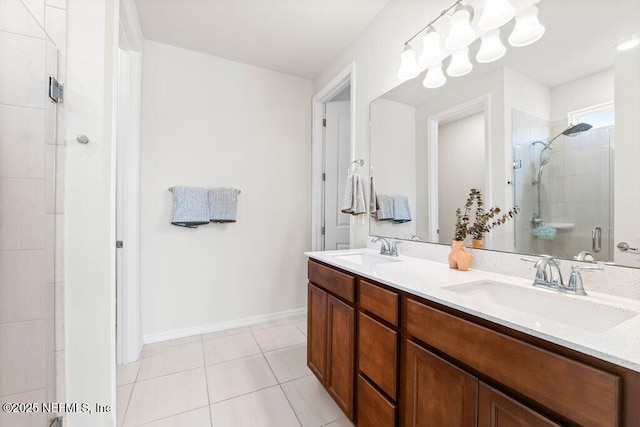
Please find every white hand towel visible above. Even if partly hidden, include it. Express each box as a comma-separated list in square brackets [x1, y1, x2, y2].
[341, 174, 366, 215]
[208, 187, 240, 222]
[169, 186, 210, 228]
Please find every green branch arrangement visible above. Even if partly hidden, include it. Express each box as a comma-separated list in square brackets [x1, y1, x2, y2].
[454, 188, 520, 242]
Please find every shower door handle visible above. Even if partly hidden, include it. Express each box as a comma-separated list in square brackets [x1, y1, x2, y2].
[592, 227, 602, 253]
[617, 242, 640, 253]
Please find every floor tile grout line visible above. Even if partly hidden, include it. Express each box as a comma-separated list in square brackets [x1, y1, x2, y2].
[201, 336, 214, 427]
[278, 383, 304, 427]
[133, 404, 211, 427]
[129, 365, 205, 385]
[209, 383, 281, 406]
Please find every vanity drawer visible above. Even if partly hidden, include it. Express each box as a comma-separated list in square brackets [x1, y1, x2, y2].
[406, 299, 620, 426]
[308, 260, 355, 303]
[359, 311, 398, 400]
[357, 374, 396, 427]
[359, 279, 399, 326]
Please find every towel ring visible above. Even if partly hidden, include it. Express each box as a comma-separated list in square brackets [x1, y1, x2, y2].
[348, 159, 365, 175]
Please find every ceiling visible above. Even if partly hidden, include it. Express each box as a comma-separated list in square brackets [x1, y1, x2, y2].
[383, 0, 640, 107]
[134, 0, 391, 79]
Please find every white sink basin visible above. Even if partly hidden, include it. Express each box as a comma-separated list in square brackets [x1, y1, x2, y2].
[445, 281, 638, 333]
[334, 253, 402, 266]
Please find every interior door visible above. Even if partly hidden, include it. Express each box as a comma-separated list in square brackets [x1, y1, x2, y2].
[324, 101, 351, 250]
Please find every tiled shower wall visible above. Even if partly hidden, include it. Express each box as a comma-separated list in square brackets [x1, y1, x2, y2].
[0, 0, 66, 426]
[512, 110, 613, 261]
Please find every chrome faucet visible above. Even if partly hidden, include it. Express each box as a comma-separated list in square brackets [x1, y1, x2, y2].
[372, 237, 401, 257]
[522, 256, 602, 295]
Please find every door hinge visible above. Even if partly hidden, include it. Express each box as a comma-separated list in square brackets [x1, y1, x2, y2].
[322, 118, 327, 127]
[321, 226, 325, 236]
[513, 160, 522, 169]
[116, 240, 124, 248]
[322, 172, 326, 181]
[49, 76, 63, 103]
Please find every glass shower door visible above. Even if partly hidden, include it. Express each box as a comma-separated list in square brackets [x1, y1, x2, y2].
[0, 1, 64, 425]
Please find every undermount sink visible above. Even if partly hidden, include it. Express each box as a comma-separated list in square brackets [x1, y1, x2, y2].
[445, 281, 638, 333]
[334, 252, 402, 266]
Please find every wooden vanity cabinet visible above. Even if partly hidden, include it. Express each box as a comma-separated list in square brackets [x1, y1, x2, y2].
[307, 261, 355, 420]
[307, 260, 637, 426]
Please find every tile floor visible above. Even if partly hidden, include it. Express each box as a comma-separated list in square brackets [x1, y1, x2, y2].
[116, 314, 354, 426]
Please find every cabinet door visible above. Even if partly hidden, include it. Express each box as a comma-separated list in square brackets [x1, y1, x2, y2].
[308, 283, 327, 385]
[404, 341, 478, 427]
[479, 383, 560, 427]
[327, 294, 355, 419]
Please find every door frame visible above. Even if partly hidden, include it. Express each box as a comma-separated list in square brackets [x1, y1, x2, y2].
[426, 94, 492, 243]
[116, 0, 144, 364]
[311, 63, 356, 251]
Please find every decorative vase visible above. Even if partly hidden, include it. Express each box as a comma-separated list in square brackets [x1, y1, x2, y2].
[471, 239, 483, 249]
[448, 240, 472, 271]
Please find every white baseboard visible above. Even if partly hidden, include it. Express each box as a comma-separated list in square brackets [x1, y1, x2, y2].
[143, 307, 307, 345]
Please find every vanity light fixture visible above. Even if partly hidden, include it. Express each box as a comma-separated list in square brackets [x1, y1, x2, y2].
[615, 36, 640, 52]
[445, 5, 476, 50]
[418, 27, 444, 68]
[397, 44, 421, 80]
[423, 63, 447, 88]
[478, 0, 515, 30]
[396, 0, 545, 88]
[447, 47, 474, 77]
[476, 29, 507, 63]
[508, 6, 545, 47]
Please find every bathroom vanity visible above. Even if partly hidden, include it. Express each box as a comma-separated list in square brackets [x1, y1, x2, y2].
[306, 250, 640, 426]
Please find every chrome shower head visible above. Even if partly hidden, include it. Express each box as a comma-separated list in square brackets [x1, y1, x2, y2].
[563, 122, 592, 137]
[540, 156, 550, 166]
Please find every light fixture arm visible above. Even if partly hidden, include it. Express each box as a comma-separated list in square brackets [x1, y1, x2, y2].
[403, 0, 463, 46]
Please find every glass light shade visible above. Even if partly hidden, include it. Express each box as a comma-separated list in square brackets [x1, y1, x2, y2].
[616, 37, 640, 52]
[478, 0, 515, 30]
[445, 8, 476, 50]
[419, 29, 444, 68]
[397, 45, 421, 80]
[446, 47, 473, 77]
[476, 29, 507, 63]
[423, 63, 447, 89]
[508, 6, 545, 47]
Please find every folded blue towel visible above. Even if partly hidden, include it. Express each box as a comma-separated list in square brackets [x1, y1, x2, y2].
[375, 195, 394, 220]
[209, 187, 240, 223]
[169, 186, 210, 228]
[392, 195, 411, 223]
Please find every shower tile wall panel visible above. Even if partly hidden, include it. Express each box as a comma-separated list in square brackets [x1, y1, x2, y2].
[512, 110, 550, 256]
[0, 0, 66, 419]
[513, 111, 612, 261]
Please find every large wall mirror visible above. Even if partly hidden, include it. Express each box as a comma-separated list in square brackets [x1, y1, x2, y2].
[369, 0, 640, 268]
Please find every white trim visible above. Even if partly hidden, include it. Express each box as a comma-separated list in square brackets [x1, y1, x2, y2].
[116, 0, 144, 365]
[311, 63, 356, 251]
[143, 308, 308, 344]
[426, 94, 492, 243]
[568, 101, 615, 129]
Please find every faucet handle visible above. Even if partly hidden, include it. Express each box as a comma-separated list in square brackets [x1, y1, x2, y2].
[566, 264, 603, 295]
[389, 240, 402, 256]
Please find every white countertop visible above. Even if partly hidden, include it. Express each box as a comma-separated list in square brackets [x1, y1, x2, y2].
[305, 249, 640, 373]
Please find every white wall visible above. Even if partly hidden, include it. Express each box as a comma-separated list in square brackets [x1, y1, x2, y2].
[65, 0, 119, 425]
[551, 69, 614, 121]
[369, 99, 416, 239]
[438, 113, 485, 243]
[140, 41, 312, 338]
